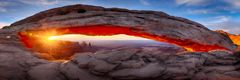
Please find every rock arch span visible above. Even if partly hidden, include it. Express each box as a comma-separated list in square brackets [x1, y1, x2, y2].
[3, 4, 236, 52]
[19, 25, 229, 52]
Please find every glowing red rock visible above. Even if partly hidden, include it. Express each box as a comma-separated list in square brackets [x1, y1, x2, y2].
[19, 25, 228, 52]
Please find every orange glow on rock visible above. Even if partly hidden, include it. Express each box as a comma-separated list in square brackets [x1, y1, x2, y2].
[185, 47, 194, 52]
[19, 30, 60, 48]
[216, 30, 240, 50]
[228, 35, 240, 46]
[19, 25, 229, 51]
[18, 25, 229, 60]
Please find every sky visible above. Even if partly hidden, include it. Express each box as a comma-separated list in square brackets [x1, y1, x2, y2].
[0, 0, 239, 34]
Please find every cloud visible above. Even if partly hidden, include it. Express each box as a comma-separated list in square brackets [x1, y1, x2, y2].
[0, 2, 11, 7]
[19, 0, 60, 5]
[208, 21, 240, 34]
[0, 7, 7, 12]
[0, 1, 12, 12]
[175, 0, 206, 5]
[203, 16, 240, 34]
[201, 16, 230, 26]
[224, 0, 240, 8]
[188, 9, 212, 14]
[139, 0, 150, 6]
[0, 22, 10, 29]
[210, 16, 230, 23]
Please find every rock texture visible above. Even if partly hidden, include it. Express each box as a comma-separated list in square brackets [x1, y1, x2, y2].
[3, 4, 236, 51]
[0, 4, 240, 80]
[0, 45, 239, 80]
[216, 30, 240, 50]
[0, 30, 21, 45]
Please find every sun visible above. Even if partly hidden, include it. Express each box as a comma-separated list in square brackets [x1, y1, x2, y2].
[25, 30, 62, 47]
[48, 36, 59, 40]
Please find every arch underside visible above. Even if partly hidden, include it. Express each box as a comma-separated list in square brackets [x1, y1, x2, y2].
[19, 25, 228, 52]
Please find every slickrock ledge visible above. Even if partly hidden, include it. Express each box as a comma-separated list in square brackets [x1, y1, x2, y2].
[0, 45, 240, 80]
[3, 4, 237, 51]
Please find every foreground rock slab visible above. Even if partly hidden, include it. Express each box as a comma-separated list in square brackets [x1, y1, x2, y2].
[0, 45, 239, 80]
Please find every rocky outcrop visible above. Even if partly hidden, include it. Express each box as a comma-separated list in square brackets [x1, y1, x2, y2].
[3, 4, 236, 51]
[0, 45, 239, 80]
[0, 30, 23, 47]
[0, 44, 48, 80]
[216, 30, 240, 50]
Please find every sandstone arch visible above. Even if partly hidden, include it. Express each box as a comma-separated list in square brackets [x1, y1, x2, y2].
[3, 4, 237, 51]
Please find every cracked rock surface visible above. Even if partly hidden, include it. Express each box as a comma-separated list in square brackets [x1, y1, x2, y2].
[0, 44, 239, 80]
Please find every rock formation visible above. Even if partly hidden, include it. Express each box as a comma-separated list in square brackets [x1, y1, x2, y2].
[0, 4, 240, 80]
[216, 30, 240, 50]
[3, 4, 237, 51]
[0, 44, 240, 80]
